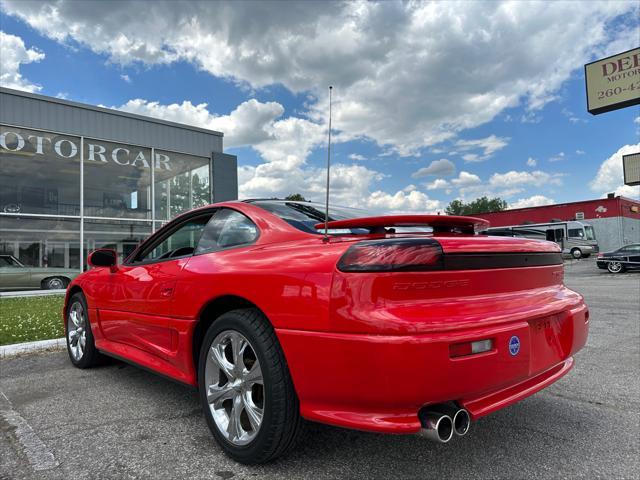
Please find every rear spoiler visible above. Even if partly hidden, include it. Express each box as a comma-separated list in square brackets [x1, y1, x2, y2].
[313, 215, 490, 234]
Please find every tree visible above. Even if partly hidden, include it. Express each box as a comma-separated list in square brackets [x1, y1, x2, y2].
[285, 193, 308, 201]
[445, 196, 508, 215]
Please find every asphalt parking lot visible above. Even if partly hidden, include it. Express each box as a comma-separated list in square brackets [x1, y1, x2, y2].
[1, 259, 639, 480]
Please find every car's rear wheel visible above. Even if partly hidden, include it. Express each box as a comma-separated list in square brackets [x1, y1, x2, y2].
[198, 308, 303, 464]
[66, 292, 102, 368]
[607, 261, 625, 274]
[43, 276, 68, 290]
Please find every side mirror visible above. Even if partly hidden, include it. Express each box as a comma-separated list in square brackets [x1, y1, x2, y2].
[88, 249, 118, 271]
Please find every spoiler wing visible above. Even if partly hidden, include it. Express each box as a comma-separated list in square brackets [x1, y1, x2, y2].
[314, 215, 490, 234]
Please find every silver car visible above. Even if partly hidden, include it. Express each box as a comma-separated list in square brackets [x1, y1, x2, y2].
[0, 254, 80, 290]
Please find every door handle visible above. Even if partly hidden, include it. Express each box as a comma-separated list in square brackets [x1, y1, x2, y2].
[160, 287, 174, 298]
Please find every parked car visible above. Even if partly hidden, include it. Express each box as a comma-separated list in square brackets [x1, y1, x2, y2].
[63, 200, 589, 464]
[596, 243, 640, 273]
[0, 254, 79, 290]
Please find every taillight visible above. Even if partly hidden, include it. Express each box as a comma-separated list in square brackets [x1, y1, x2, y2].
[337, 238, 443, 272]
[597, 253, 604, 258]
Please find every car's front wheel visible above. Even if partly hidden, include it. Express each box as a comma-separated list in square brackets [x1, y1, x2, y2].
[66, 292, 102, 368]
[198, 308, 303, 464]
[571, 248, 582, 259]
[607, 261, 625, 274]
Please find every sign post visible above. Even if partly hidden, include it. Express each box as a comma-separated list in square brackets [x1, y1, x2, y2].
[585, 47, 640, 115]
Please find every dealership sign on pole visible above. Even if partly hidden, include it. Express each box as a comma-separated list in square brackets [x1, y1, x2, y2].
[585, 47, 640, 115]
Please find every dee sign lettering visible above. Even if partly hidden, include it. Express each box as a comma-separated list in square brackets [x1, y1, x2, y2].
[585, 47, 640, 115]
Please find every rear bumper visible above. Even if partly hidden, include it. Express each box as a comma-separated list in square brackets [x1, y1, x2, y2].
[277, 302, 588, 434]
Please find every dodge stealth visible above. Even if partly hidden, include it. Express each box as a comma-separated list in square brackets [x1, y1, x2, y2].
[63, 200, 589, 463]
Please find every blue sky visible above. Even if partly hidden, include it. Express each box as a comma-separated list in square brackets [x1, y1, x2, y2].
[1, 1, 638, 213]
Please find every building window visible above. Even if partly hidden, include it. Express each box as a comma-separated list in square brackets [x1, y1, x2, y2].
[0, 125, 81, 216]
[0, 123, 213, 288]
[154, 150, 210, 221]
[0, 216, 80, 269]
[83, 138, 152, 219]
[83, 218, 152, 265]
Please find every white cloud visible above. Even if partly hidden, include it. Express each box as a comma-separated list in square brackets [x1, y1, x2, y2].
[576, 149, 585, 155]
[120, 74, 131, 83]
[526, 157, 537, 167]
[2, 0, 635, 155]
[0, 31, 44, 92]
[489, 170, 563, 188]
[452, 169, 562, 202]
[549, 152, 565, 162]
[114, 98, 296, 149]
[561, 107, 586, 124]
[451, 171, 481, 187]
[454, 135, 509, 162]
[590, 143, 640, 198]
[348, 153, 366, 161]
[424, 178, 450, 190]
[115, 96, 448, 211]
[509, 195, 555, 209]
[634, 116, 640, 125]
[411, 158, 456, 178]
[367, 188, 441, 213]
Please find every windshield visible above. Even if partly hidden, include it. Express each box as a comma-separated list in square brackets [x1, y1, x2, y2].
[585, 226, 596, 241]
[0, 255, 22, 267]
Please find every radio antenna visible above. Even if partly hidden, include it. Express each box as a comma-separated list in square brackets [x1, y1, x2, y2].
[324, 85, 333, 241]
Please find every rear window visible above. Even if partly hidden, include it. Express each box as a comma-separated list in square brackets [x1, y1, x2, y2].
[250, 201, 431, 235]
[251, 201, 371, 234]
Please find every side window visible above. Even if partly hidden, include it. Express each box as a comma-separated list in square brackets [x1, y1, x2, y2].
[568, 228, 584, 238]
[136, 215, 212, 263]
[196, 209, 258, 254]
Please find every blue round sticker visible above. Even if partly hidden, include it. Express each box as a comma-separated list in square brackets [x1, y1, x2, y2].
[508, 336, 521, 356]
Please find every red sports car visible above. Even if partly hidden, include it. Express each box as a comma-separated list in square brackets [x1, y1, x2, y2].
[63, 200, 589, 464]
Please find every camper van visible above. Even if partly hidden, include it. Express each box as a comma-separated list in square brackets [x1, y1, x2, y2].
[483, 221, 598, 259]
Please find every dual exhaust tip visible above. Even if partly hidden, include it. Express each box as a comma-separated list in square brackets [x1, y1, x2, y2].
[419, 405, 471, 443]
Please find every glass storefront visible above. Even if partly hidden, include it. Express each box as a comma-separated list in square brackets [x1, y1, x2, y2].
[0, 124, 212, 279]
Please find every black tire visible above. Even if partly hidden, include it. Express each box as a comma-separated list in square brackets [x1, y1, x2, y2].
[198, 308, 303, 464]
[571, 248, 582, 260]
[43, 276, 68, 290]
[65, 292, 103, 368]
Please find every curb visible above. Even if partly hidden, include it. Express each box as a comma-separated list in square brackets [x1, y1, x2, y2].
[0, 290, 66, 298]
[0, 338, 66, 359]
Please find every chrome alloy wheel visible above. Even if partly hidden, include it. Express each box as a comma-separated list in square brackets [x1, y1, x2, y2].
[47, 277, 65, 290]
[608, 261, 623, 273]
[67, 301, 86, 361]
[205, 330, 264, 446]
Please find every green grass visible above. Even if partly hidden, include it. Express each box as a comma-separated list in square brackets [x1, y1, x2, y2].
[0, 295, 65, 346]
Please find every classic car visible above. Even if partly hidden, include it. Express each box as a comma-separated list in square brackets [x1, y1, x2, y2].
[63, 200, 589, 464]
[0, 254, 79, 290]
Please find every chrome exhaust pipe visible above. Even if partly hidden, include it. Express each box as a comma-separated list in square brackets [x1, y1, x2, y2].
[452, 408, 471, 437]
[426, 405, 472, 437]
[418, 411, 454, 443]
